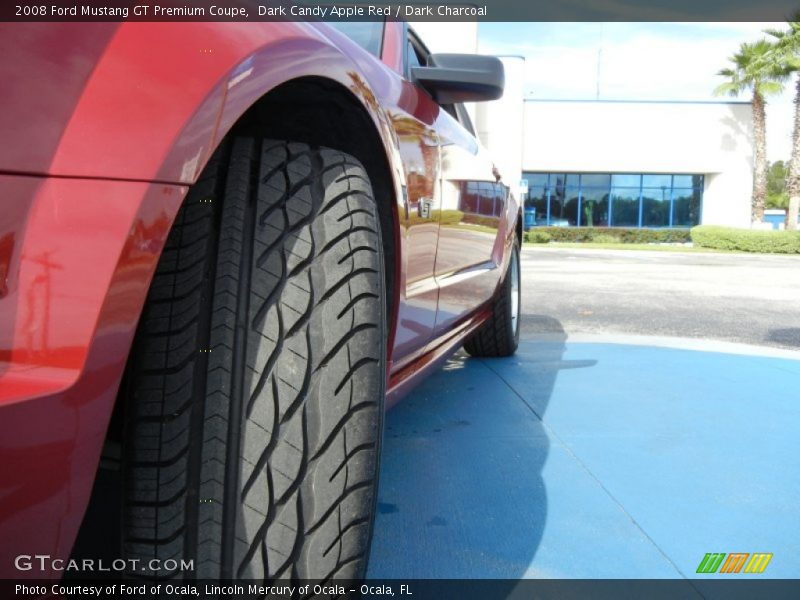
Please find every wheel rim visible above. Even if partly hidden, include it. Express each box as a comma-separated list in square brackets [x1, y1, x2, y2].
[510, 248, 520, 334]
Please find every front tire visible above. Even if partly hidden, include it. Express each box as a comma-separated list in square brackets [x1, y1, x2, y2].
[463, 237, 521, 357]
[122, 139, 386, 581]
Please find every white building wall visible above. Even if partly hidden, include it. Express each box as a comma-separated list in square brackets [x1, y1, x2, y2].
[406, 26, 755, 228]
[411, 22, 478, 55]
[475, 56, 526, 192]
[521, 100, 754, 227]
[411, 24, 527, 192]
[412, 22, 480, 125]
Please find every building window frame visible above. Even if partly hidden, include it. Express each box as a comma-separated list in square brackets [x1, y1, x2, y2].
[523, 172, 704, 229]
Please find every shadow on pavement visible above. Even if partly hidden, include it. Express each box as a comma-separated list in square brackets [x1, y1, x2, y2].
[368, 316, 596, 578]
[73, 315, 602, 581]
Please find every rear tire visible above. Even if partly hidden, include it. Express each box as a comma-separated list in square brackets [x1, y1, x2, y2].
[463, 237, 521, 357]
[122, 138, 386, 581]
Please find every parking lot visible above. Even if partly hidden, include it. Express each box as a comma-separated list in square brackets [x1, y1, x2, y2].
[517, 246, 800, 349]
[368, 247, 800, 581]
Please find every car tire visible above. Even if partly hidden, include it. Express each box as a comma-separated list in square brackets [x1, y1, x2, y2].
[463, 237, 521, 357]
[121, 138, 386, 581]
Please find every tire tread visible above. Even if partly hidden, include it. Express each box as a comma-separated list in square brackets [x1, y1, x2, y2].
[122, 139, 385, 583]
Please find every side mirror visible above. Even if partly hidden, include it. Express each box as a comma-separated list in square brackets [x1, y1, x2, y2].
[411, 53, 505, 104]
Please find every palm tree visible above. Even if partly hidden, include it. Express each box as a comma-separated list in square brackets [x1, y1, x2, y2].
[765, 20, 800, 230]
[715, 40, 789, 223]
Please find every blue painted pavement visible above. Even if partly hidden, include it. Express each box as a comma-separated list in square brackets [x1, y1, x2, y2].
[367, 338, 800, 580]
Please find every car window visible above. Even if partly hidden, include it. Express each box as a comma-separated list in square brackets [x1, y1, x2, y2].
[455, 103, 476, 136]
[440, 102, 475, 135]
[405, 33, 429, 78]
[441, 104, 458, 120]
[327, 22, 384, 57]
[407, 40, 424, 70]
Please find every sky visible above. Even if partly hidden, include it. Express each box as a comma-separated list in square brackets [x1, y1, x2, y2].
[478, 22, 795, 162]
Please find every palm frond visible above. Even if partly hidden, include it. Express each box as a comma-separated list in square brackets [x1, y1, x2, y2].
[759, 80, 786, 95]
[713, 82, 743, 97]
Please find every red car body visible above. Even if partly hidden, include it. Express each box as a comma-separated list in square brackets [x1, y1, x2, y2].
[0, 21, 519, 578]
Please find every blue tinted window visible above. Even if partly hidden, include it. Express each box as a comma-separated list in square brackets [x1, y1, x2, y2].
[672, 189, 703, 227]
[581, 184, 609, 226]
[610, 188, 640, 227]
[328, 23, 384, 57]
[581, 174, 611, 189]
[527, 174, 549, 189]
[565, 174, 580, 187]
[564, 187, 581, 226]
[526, 174, 550, 215]
[522, 171, 703, 228]
[479, 182, 496, 216]
[493, 184, 506, 217]
[641, 188, 671, 227]
[611, 174, 641, 188]
[672, 174, 704, 189]
[460, 181, 479, 213]
[642, 174, 672, 188]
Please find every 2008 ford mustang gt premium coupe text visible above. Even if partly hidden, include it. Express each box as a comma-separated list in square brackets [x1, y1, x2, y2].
[0, 20, 521, 581]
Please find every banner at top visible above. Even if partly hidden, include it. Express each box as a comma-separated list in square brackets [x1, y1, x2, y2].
[4, 0, 800, 22]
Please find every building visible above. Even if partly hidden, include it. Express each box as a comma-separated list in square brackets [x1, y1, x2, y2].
[413, 25, 755, 230]
[518, 99, 753, 229]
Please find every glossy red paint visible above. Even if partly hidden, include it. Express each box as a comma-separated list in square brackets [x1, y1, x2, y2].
[0, 21, 519, 577]
[0, 176, 185, 578]
[386, 305, 492, 409]
[0, 24, 119, 175]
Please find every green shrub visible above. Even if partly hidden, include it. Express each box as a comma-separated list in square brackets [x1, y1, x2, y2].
[536, 227, 596, 242]
[439, 210, 465, 226]
[691, 225, 800, 254]
[410, 209, 464, 227]
[616, 228, 691, 243]
[525, 230, 552, 244]
[462, 213, 498, 229]
[591, 233, 622, 244]
[524, 227, 691, 244]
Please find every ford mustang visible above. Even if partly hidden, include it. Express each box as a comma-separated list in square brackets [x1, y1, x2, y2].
[0, 20, 521, 582]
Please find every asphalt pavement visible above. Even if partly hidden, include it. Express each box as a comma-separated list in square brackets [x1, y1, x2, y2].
[517, 246, 800, 349]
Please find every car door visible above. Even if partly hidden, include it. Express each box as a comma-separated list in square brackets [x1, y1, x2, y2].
[433, 99, 505, 336]
[386, 27, 443, 369]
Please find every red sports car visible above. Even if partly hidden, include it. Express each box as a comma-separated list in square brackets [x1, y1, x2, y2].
[0, 20, 521, 581]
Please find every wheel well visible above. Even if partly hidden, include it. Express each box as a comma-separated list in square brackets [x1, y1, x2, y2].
[105, 80, 399, 444]
[229, 76, 398, 325]
[82, 77, 401, 551]
[516, 209, 523, 246]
